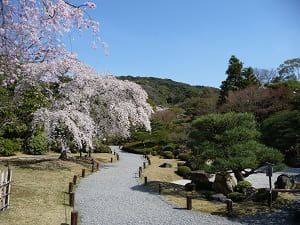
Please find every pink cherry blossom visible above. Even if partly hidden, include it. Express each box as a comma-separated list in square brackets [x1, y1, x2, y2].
[0, 0, 101, 84]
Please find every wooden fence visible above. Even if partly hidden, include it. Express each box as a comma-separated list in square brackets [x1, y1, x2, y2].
[0, 166, 12, 211]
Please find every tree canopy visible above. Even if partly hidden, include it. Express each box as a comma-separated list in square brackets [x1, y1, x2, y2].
[218, 56, 259, 105]
[189, 112, 283, 181]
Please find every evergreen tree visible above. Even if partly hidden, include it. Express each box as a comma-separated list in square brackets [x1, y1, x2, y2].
[218, 56, 259, 105]
[188, 112, 283, 181]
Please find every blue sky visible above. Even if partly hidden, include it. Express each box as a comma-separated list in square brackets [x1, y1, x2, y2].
[70, 0, 300, 88]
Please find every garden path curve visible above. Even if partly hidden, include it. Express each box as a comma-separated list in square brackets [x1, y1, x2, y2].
[75, 146, 298, 225]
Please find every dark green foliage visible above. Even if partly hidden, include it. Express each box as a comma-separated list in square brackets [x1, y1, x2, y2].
[151, 151, 157, 156]
[253, 188, 278, 202]
[26, 133, 49, 155]
[205, 191, 216, 200]
[161, 151, 174, 159]
[185, 183, 196, 191]
[117, 76, 218, 106]
[277, 58, 300, 81]
[189, 112, 283, 180]
[176, 166, 191, 178]
[177, 162, 185, 167]
[93, 138, 111, 153]
[178, 153, 192, 161]
[261, 110, 300, 166]
[236, 181, 252, 193]
[218, 56, 259, 105]
[162, 144, 175, 152]
[0, 138, 21, 156]
[228, 192, 246, 202]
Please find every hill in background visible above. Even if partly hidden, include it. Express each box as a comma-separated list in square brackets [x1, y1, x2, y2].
[117, 76, 219, 106]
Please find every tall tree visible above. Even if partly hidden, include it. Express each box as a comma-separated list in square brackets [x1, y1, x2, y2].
[278, 58, 300, 81]
[261, 110, 300, 167]
[218, 56, 259, 105]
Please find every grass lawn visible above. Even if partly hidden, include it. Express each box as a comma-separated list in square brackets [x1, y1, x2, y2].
[0, 152, 116, 225]
[142, 155, 295, 216]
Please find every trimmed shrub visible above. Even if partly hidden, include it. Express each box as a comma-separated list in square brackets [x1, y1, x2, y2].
[161, 151, 174, 159]
[162, 144, 175, 152]
[177, 162, 185, 167]
[228, 192, 246, 202]
[26, 133, 49, 155]
[178, 153, 192, 161]
[151, 150, 157, 156]
[0, 138, 21, 156]
[152, 145, 161, 153]
[176, 166, 191, 178]
[185, 182, 196, 191]
[236, 180, 252, 193]
[93, 140, 111, 153]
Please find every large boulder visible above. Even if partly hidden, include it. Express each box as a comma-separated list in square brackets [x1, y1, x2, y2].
[213, 173, 237, 195]
[275, 174, 295, 189]
[189, 170, 213, 190]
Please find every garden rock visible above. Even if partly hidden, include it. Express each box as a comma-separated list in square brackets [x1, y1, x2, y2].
[210, 193, 228, 203]
[213, 173, 237, 195]
[275, 174, 295, 189]
[189, 170, 212, 190]
[159, 163, 172, 168]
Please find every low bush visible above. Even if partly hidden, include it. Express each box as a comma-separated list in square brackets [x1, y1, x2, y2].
[152, 145, 161, 153]
[176, 166, 191, 178]
[161, 151, 174, 159]
[162, 144, 175, 152]
[177, 162, 185, 167]
[93, 139, 111, 153]
[0, 138, 21, 156]
[26, 133, 49, 155]
[228, 192, 246, 202]
[178, 153, 192, 161]
[185, 182, 196, 191]
[151, 150, 157, 156]
[236, 180, 252, 193]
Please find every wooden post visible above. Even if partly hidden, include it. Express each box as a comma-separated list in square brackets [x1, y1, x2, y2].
[69, 192, 74, 207]
[82, 169, 86, 178]
[268, 192, 272, 207]
[226, 199, 233, 215]
[116, 154, 119, 160]
[69, 182, 74, 194]
[71, 210, 78, 225]
[148, 159, 151, 165]
[158, 183, 162, 194]
[5, 166, 12, 209]
[143, 162, 146, 169]
[73, 175, 77, 185]
[111, 157, 113, 163]
[97, 163, 100, 170]
[91, 164, 94, 172]
[114, 151, 116, 155]
[144, 176, 148, 185]
[186, 196, 192, 210]
[91, 158, 94, 165]
[139, 166, 142, 177]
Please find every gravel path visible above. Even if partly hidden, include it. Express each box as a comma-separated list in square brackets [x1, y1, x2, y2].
[75, 146, 299, 225]
[75, 146, 240, 225]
